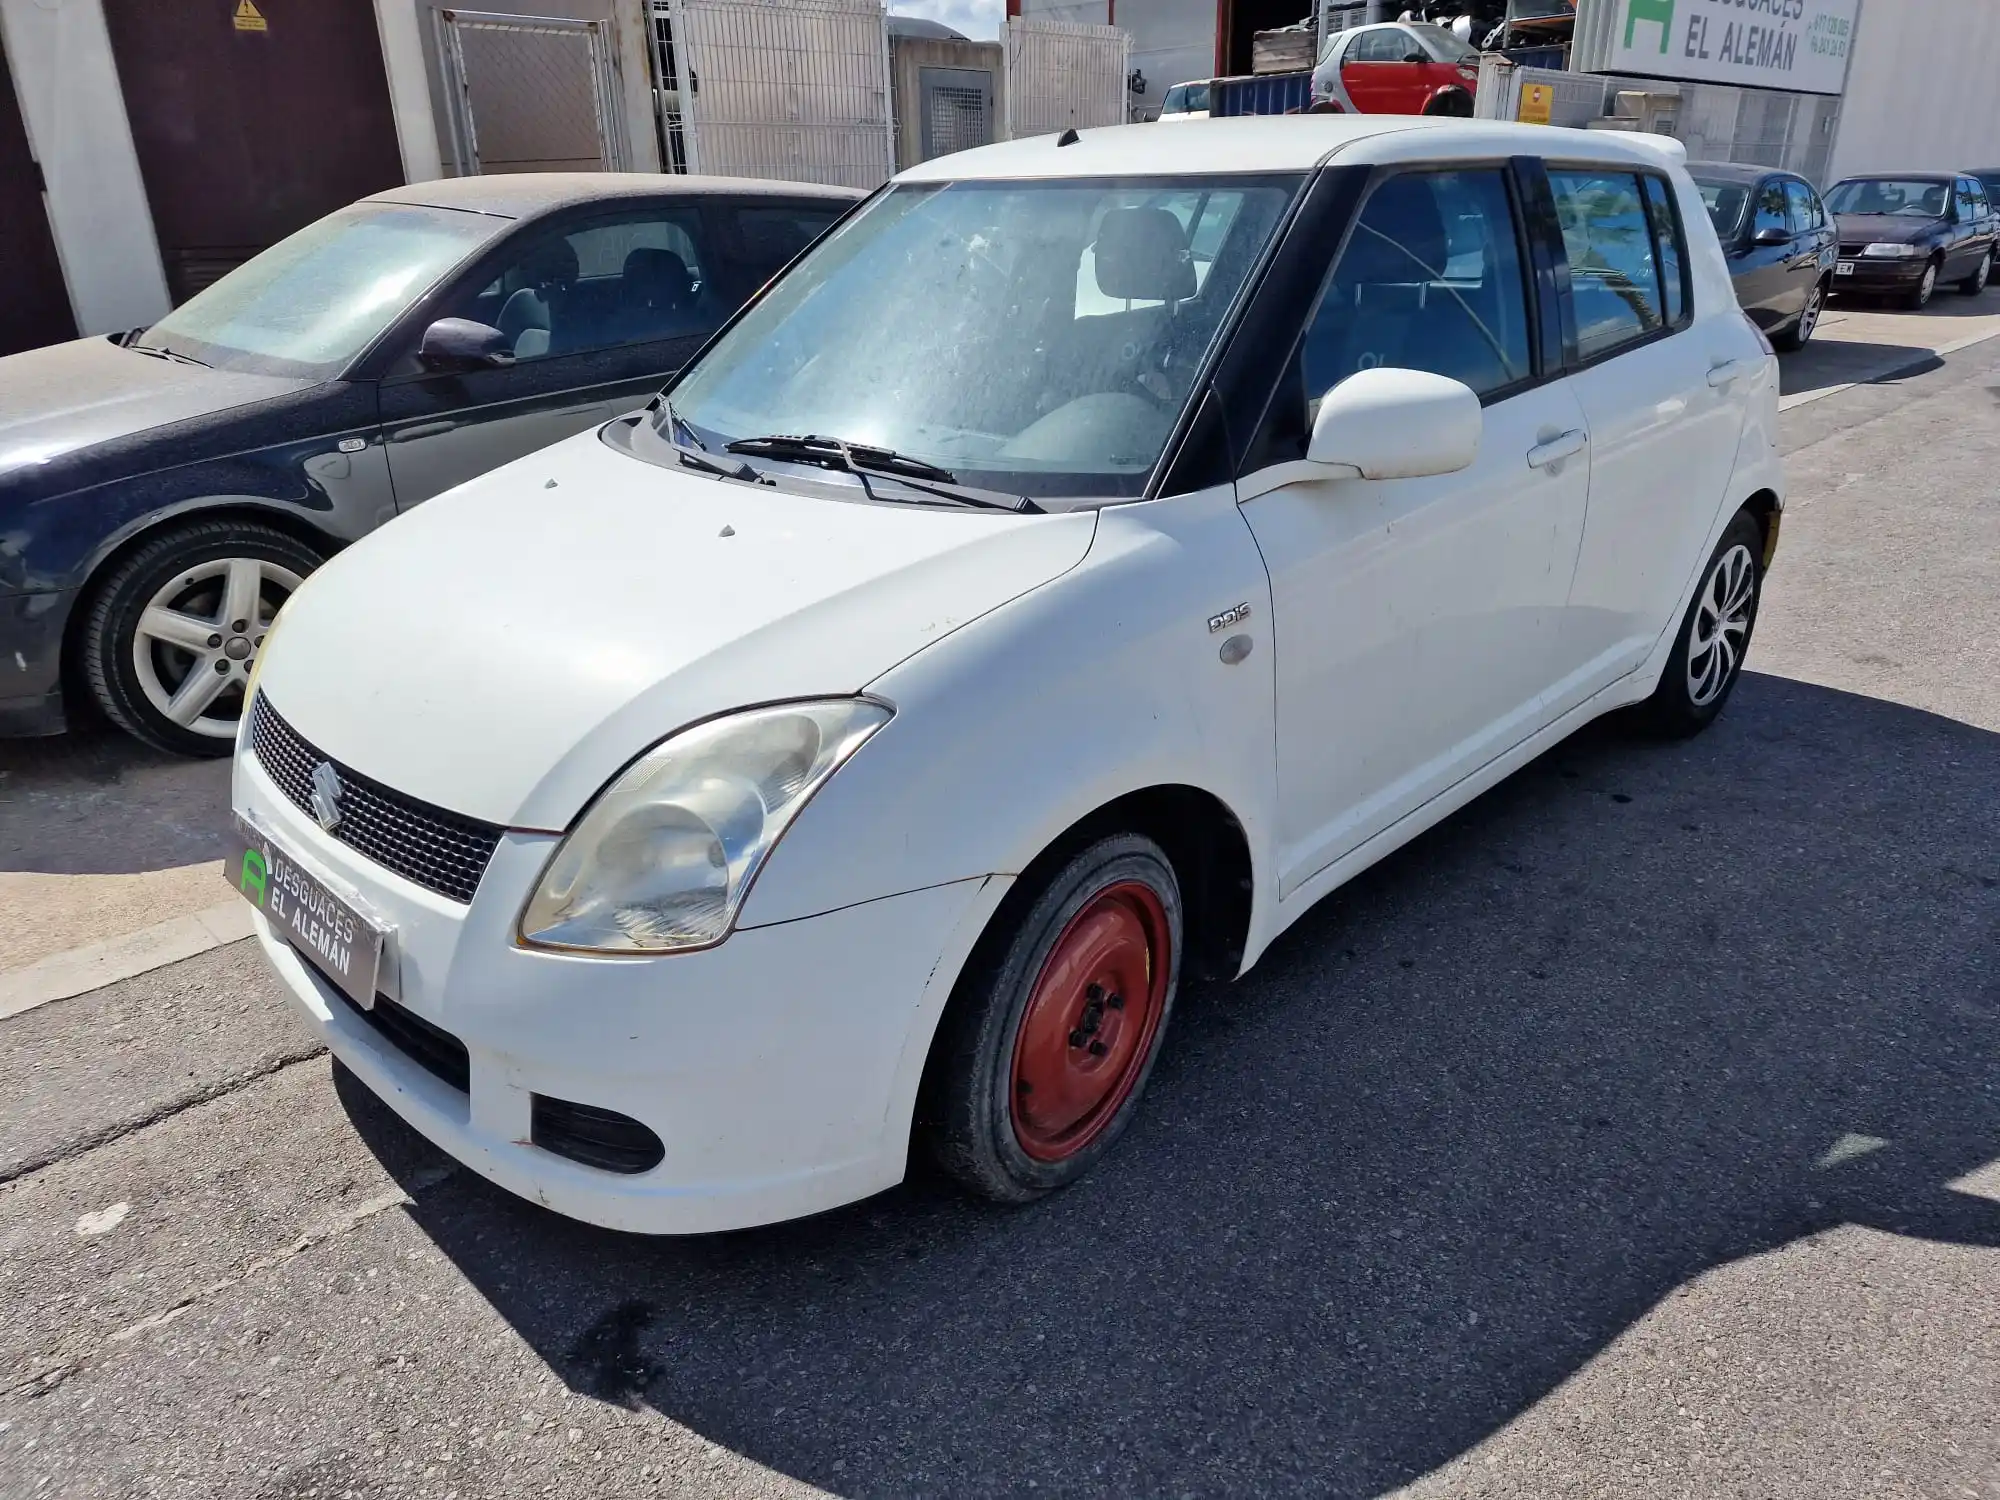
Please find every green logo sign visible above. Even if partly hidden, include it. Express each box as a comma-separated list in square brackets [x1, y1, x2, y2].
[1625, 0, 1675, 53]
[239, 848, 267, 906]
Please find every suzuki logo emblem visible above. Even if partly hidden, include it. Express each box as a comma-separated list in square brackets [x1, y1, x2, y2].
[310, 761, 344, 832]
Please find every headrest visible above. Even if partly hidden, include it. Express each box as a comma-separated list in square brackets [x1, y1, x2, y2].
[624, 247, 692, 307]
[519, 237, 579, 288]
[1094, 207, 1197, 303]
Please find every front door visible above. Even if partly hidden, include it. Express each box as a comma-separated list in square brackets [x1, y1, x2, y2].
[1237, 167, 1589, 892]
[1735, 177, 1800, 330]
[1339, 28, 1425, 114]
[380, 204, 728, 507]
[99, 0, 405, 303]
[0, 34, 75, 355]
[1552, 167, 1746, 696]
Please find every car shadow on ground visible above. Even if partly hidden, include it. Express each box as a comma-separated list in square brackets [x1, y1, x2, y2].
[1780, 336, 1940, 399]
[340, 670, 2000, 1498]
[0, 722, 230, 875]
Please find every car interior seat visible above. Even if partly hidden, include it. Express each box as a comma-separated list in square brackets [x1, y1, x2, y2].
[495, 239, 579, 360]
[621, 247, 696, 342]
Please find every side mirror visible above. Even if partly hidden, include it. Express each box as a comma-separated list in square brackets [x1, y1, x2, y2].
[1403, 50, 1429, 63]
[1307, 366, 1481, 480]
[1753, 225, 1792, 245]
[417, 317, 514, 372]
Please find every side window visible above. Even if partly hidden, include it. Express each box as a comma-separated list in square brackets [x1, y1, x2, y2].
[1547, 168, 1664, 362]
[1643, 175, 1687, 327]
[443, 207, 716, 363]
[732, 204, 843, 271]
[1349, 29, 1404, 62]
[1783, 179, 1817, 234]
[1752, 180, 1789, 237]
[1300, 168, 1533, 406]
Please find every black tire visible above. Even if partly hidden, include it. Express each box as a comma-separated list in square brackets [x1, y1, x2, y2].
[82, 518, 324, 757]
[1424, 89, 1474, 118]
[1905, 257, 1941, 309]
[1639, 510, 1763, 739]
[1959, 251, 1990, 295]
[921, 833, 1183, 1204]
[1771, 277, 1827, 352]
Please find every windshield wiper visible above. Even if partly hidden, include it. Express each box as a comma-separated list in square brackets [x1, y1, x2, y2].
[647, 398, 767, 483]
[126, 342, 211, 368]
[722, 434, 1041, 513]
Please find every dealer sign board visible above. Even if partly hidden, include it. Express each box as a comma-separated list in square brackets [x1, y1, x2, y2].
[1573, 0, 1861, 97]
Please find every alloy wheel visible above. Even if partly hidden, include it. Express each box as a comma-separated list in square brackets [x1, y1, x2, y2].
[1797, 284, 1822, 343]
[1684, 543, 1756, 708]
[1917, 262, 1938, 305]
[131, 557, 301, 739]
[1009, 881, 1171, 1163]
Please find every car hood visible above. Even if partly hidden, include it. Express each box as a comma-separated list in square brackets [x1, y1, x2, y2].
[1833, 213, 1941, 245]
[256, 427, 1098, 830]
[0, 335, 310, 480]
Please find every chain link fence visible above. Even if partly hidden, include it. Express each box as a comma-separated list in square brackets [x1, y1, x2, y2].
[1003, 16, 1131, 140]
[435, 9, 631, 175]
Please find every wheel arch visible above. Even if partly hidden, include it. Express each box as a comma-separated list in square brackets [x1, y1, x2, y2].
[1740, 487, 1781, 570]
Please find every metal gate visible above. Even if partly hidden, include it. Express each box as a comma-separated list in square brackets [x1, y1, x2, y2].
[919, 66, 994, 161]
[435, 10, 631, 176]
[663, 0, 893, 189]
[1003, 17, 1131, 139]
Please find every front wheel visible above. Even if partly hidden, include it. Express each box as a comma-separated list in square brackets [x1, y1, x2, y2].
[1959, 251, 1990, 295]
[921, 834, 1182, 1204]
[1906, 258, 1940, 308]
[81, 519, 323, 757]
[1639, 510, 1763, 738]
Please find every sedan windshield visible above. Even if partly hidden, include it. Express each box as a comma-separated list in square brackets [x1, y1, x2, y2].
[1693, 179, 1750, 236]
[138, 203, 507, 379]
[665, 175, 1301, 498]
[1825, 179, 1950, 217]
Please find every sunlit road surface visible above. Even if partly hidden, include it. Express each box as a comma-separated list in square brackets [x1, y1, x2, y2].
[1, 319, 1996, 1498]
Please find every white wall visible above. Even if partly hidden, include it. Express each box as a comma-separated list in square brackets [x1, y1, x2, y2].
[0, 0, 168, 335]
[1830, 0, 2000, 179]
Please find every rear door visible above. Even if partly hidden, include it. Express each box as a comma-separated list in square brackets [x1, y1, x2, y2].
[1547, 165, 1748, 698]
[1781, 178, 1832, 313]
[379, 201, 729, 506]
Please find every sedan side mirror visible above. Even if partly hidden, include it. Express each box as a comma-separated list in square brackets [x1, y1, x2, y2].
[1753, 225, 1792, 245]
[1308, 366, 1481, 480]
[417, 317, 515, 373]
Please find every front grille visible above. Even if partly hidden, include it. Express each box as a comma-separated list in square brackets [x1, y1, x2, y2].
[251, 694, 503, 904]
[532, 1097, 665, 1175]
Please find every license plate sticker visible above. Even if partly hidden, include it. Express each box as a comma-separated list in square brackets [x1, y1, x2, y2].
[229, 815, 387, 1009]
[1836, 261, 1855, 275]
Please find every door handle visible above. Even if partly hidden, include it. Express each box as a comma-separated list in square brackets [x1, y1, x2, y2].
[1706, 359, 1748, 388]
[1526, 429, 1587, 469]
[392, 420, 457, 441]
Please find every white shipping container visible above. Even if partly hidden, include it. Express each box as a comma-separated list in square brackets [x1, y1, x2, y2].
[1829, 0, 2000, 178]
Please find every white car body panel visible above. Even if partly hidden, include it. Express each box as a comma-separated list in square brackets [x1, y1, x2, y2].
[255, 429, 1096, 830]
[236, 119, 1782, 1232]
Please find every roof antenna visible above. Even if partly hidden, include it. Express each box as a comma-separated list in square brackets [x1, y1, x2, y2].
[1057, 127, 1080, 147]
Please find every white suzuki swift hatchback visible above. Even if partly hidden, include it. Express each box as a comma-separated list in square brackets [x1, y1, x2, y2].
[232, 118, 1781, 1233]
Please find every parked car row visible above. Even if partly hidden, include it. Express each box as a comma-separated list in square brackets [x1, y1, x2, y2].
[1690, 162, 2000, 352]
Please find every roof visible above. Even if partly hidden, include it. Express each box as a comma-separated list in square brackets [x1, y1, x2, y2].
[1685, 160, 1788, 184]
[367, 172, 864, 218]
[896, 117, 1688, 183]
[1830, 171, 1955, 183]
[887, 15, 967, 40]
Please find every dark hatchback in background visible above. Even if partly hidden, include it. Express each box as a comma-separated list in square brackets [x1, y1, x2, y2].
[0, 173, 859, 756]
[1824, 172, 1997, 307]
[1690, 162, 1836, 351]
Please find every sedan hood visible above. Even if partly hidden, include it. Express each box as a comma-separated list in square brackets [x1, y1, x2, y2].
[258, 427, 1097, 829]
[0, 336, 310, 479]
[1833, 213, 1940, 245]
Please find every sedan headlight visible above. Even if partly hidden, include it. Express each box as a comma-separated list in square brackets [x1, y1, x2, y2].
[1863, 242, 1922, 258]
[520, 699, 891, 954]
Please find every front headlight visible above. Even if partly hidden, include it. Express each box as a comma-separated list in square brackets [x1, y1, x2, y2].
[1863, 242, 1922, 258]
[519, 699, 891, 954]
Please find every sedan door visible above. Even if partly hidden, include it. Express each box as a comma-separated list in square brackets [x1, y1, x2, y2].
[378, 202, 730, 507]
[1734, 178, 1801, 330]
[1782, 178, 1834, 312]
[1236, 166, 1590, 892]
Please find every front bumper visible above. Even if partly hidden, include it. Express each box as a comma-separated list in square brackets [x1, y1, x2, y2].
[0, 590, 75, 737]
[1833, 255, 1933, 287]
[234, 744, 1007, 1234]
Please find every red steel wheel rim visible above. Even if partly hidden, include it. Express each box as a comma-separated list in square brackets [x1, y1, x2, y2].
[1009, 880, 1171, 1163]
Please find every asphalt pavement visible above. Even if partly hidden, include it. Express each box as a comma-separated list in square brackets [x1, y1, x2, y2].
[1, 305, 1996, 1499]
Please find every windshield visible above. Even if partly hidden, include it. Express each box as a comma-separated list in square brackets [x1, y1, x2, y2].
[1412, 23, 1478, 62]
[139, 202, 506, 378]
[1693, 179, 1750, 236]
[1825, 179, 1950, 218]
[666, 175, 1301, 499]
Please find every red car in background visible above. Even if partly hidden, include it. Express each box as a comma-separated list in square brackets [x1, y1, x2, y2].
[1310, 21, 1481, 116]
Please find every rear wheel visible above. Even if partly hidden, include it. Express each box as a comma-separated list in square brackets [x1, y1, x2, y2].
[1773, 278, 1826, 351]
[82, 519, 323, 757]
[922, 834, 1182, 1204]
[1424, 89, 1474, 117]
[1959, 251, 1990, 294]
[1639, 510, 1763, 738]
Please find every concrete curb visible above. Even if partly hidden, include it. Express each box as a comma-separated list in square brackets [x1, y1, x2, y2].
[1779, 323, 2000, 411]
[0, 901, 254, 1020]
